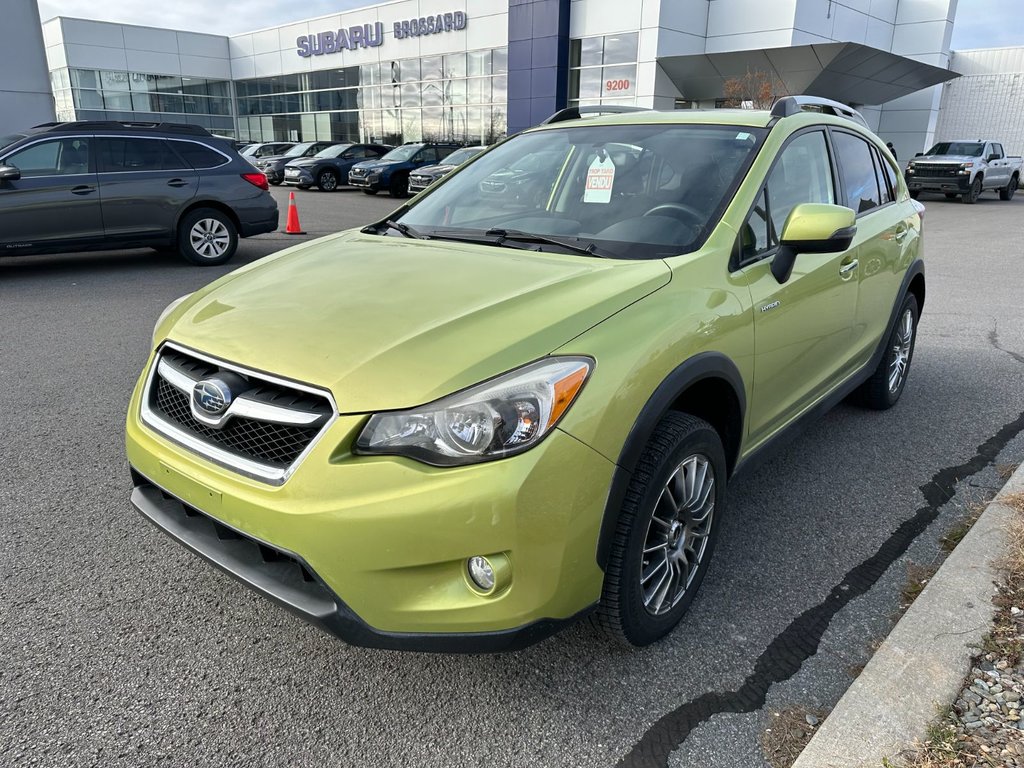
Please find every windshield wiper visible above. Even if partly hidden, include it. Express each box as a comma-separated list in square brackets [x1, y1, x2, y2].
[420, 227, 609, 258]
[484, 228, 609, 258]
[376, 219, 424, 239]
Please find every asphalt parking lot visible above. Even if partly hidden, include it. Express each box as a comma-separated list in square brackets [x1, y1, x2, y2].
[2, 185, 1023, 768]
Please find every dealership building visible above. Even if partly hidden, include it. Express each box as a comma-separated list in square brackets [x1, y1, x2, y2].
[19, 0, 1022, 160]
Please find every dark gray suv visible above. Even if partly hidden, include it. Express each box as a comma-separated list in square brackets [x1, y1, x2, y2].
[0, 121, 279, 266]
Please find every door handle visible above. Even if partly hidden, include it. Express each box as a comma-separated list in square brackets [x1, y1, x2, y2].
[70, 185, 95, 195]
[839, 259, 859, 277]
[893, 227, 908, 243]
[167, 178, 189, 188]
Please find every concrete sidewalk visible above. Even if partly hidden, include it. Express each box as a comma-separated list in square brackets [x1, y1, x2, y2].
[792, 462, 1024, 767]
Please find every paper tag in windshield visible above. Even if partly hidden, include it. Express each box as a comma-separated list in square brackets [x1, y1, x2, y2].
[583, 155, 615, 203]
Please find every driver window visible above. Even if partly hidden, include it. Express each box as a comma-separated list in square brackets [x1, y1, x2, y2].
[4, 138, 91, 177]
[741, 131, 834, 261]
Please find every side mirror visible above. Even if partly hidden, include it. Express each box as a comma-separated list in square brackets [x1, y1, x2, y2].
[914, 152, 924, 157]
[987, 153, 1000, 162]
[771, 203, 857, 284]
[0, 165, 20, 181]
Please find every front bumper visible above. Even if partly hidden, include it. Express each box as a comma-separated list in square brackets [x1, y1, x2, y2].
[126, 364, 613, 650]
[283, 168, 314, 187]
[348, 175, 381, 191]
[130, 475, 592, 652]
[905, 173, 971, 193]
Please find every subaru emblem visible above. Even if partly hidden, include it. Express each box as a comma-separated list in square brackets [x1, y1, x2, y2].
[193, 378, 232, 416]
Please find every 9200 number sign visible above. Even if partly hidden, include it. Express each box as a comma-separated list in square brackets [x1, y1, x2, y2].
[605, 79, 631, 93]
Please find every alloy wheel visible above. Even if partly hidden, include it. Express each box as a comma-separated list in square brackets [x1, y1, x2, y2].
[640, 454, 715, 616]
[888, 308, 914, 394]
[189, 218, 231, 260]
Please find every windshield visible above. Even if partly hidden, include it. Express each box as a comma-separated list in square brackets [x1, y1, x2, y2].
[316, 144, 352, 159]
[396, 124, 766, 259]
[444, 147, 485, 165]
[1, 133, 27, 153]
[926, 142, 984, 157]
[284, 143, 316, 157]
[240, 145, 262, 157]
[381, 145, 422, 162]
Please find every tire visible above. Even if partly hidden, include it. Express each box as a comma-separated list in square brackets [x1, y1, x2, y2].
[317, 169, 339, 192]
[362, 189, 377, 196]
[851, 293, 919, 410]
[177, 208, 238, 266]
[909, 190, 920, 200]
[944, 193, 958, 199]
[962, 175, 982, 204]
[389, 174, 409, 198]
[999, 174, 1017, 201]
[593, 413, 726, 646]
[269, 179, 282, 186]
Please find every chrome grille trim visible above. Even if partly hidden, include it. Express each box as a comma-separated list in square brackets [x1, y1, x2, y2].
[156, 358, 324, 427]
[139, 341, 338, 485]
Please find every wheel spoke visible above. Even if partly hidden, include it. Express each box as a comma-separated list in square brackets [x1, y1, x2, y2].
[641, 555, 668, 586]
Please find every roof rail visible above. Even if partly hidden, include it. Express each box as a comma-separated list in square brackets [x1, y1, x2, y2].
[31, 120, 213, 136]
[540, 104, 650, 126]
[770, 96, 868, 128]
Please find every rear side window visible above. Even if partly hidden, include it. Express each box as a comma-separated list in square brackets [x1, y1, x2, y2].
[4, 138, 91, 177]
[740, 131, 834, 261]
[171, 141, 228, 170]
[872, 145, 897, 204]
[437, 146, 457, 160]
[98, 138, 183, 173]
[417, 147, 440, 163]
[833, 131, 881, 214]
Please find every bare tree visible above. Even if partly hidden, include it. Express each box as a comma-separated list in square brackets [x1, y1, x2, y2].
[721, 68, 787, 110]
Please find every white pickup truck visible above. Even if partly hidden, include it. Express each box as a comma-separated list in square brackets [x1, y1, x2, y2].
[905, 140, 1021, 203]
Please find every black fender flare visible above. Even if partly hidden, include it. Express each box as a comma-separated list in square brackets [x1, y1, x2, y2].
[595, 351, 746, 570]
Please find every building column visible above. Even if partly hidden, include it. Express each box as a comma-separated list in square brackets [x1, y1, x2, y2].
[506, 0, 571, 133]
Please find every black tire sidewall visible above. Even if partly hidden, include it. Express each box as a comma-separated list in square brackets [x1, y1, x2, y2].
[177, 209, 238, 266]
[616, 420, 727, 646]
[389, 175, 408, 198]
[882, 293, 919, 406]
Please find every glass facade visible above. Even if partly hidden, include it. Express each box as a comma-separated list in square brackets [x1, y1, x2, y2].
[48, 46, 509, 146]
[50, 67, 235, 134]
[236, 46, 508, 145]
[568, 33, 639, 107]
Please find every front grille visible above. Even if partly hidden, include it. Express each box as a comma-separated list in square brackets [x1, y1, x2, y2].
[155, 380, 320, 467]
[914, 164, 961, 178]
[349, 168, 366, 177]
[143, 345, 335, 481]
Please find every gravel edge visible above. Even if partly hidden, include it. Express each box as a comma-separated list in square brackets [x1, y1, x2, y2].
[790, 461, 1024, 768]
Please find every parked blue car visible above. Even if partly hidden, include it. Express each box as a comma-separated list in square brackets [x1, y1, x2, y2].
[347, 142, 462, 197]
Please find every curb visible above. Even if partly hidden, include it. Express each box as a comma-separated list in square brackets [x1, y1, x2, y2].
[792, 461, 1024, 767]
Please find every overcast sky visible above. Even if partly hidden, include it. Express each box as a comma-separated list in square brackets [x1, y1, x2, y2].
[35, 0, 1024, 48]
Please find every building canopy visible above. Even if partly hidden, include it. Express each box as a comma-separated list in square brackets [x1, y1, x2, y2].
[659, 42, 959, 105]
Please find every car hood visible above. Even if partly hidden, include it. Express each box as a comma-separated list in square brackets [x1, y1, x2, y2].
[163, 231, 671, 412]
[353, 159, 404, 171]
[912, 155, 977, 164]
[285, 157, 322, 168]
[414, 164, 456, 176]
[257, 155, 299, 166]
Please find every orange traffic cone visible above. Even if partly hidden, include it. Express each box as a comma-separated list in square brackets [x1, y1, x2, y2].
[285, 191, 305, 235]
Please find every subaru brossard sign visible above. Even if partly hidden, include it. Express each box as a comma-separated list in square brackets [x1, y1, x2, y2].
[297, 11, 468, 57]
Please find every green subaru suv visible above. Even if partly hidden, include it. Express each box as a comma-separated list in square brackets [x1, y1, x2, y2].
[127, 96, 924, 652]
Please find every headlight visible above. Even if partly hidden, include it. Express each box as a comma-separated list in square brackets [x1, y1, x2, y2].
[152, 293, 192, 345]
[355, 357, 593, 466]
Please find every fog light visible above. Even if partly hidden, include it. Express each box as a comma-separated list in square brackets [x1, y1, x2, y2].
[467, 556, 495, 591]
